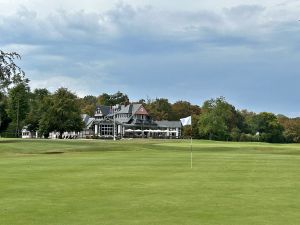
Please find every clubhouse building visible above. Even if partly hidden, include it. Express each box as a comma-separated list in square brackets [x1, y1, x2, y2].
[22, 103, 182, 139]
[81, 103, 182, 139]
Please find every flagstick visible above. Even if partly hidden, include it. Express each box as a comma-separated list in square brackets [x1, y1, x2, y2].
[180, 116, 193, 169]
[190, 135, 193, 169]
[190, 123, 193, 169]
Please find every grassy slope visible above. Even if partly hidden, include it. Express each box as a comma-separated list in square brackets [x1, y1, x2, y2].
[0, 139, 300, 225]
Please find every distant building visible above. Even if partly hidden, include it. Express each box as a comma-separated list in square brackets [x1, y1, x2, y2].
[92, 104, 182, 139]
[21, 126, 37, 139]
[22, 103, 182, 139]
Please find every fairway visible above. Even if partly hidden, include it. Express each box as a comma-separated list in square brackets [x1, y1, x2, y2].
[1, 139, 300, 225]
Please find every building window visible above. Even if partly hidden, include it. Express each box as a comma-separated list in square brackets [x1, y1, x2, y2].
[100, 124, 114, 136]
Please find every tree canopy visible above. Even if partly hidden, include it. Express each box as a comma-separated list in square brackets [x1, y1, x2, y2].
[25, 88, 50, 133]
[6, 83, 30, 137]
[144, 98, 173, 121]
[0, 50, 28, 93]
[0, 93, 10, 132]
[198, 97, 239, 140]
[97, 91, 129, 106]
[0, 51, 296, 143]
[254, 112, 284, 143]
[39, 88, 83, 138]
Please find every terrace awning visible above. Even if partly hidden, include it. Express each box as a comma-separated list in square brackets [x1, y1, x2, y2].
[153, 130, 163, 133]
[125, 129, 134, 132]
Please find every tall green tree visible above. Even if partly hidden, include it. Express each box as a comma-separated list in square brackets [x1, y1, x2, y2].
[25, 88, 50, 133]
[6, 83, 30, 137]
[253, 112, 284, 143]
[79, 95, 97, 116]
[145, 98, 174, 121]
[39, 88, 83, 138]
[198, 97, 239, 140]
[239, 110, 257, 134]
[171, 101, 201, 120]
[1, 50, 28, 132]
[0, 93, 10, 133]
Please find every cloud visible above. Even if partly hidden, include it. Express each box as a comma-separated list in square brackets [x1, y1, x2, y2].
[224, 4, 265, 19]
[1, 3, 298, 51]
[1, 1, 300, 116]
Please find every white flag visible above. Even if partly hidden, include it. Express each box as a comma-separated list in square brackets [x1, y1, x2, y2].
[180, 116, 192, 126]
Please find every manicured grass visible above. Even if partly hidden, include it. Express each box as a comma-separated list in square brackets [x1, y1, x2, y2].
[1, 139, 300, 225]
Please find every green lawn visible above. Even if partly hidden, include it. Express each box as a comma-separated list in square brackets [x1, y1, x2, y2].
[1, 139, 300, 225]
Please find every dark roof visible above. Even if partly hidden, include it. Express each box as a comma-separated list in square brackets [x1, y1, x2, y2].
[93, 118, 122, 125]
[155, 121, 182, 128]
[81, 114, 90, 124]
[116, 117, 131, 124]
[116, 104, 142, 115]
[86, 118, 95, 129]
[95, 105, 111, 116]
[81, 114, 95, 129]
[92, 104, 181, 129]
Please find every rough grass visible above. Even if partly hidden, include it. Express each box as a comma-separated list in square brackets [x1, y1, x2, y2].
[1, 139, 300, 225]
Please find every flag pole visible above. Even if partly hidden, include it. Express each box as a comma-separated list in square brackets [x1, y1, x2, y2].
[190, 122, 193, 169]
[180, 116, 193, 169]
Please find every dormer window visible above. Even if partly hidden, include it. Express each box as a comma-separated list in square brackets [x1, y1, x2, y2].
[95, 108, 103, 117]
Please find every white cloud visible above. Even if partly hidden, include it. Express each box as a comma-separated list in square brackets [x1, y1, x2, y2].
[1, 2, 299, 48]
[29, 74, 89, 97]
[0, 43, 41, 55]
[2, 0, 300, 16]
[1, 1, 300, 116]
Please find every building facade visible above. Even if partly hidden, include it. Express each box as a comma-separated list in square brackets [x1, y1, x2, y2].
[92, 104, 182, 139]
[22, 103, 182, 139]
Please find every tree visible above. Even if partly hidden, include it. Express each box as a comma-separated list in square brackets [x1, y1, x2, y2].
[199, 110, 228, 140]
[137, 99, 146, 104]
[277, 115, 300, 143]
[0, 93, 10, 133]
[0, 50, 28, 92]
[145, 98, 174, 121]
[198, 97, 239, 141]
[253, 112, 284, 143]
[1, 50, 28, 132]
[239, 110, 257, 134]
[182, 114, 200, 138]
[39, 88, 83, 138]
[171, 101, 201, 121]
[171, 101, 201, 138]
[97, 93, 110, 106]
[79, 95, 97, 116]
[97, 91, 129, 106]
[110, 91, 129, 105]
[7, 83, 30, 137]
[25, 88, 50, 134]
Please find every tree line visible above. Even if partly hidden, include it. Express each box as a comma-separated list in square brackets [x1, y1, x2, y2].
[1, 50, 300, 142]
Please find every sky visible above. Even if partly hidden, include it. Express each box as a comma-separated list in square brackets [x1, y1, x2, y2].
[1, 0, 300, 116]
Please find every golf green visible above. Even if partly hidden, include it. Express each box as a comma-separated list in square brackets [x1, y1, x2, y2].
[1, 139, 300, 225]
